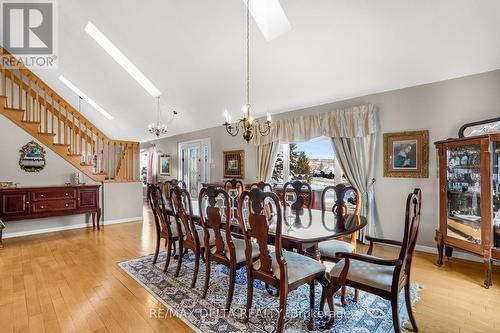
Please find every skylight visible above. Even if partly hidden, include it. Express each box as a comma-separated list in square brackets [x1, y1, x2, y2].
[243, 0, 291, 41]
[59, 75, 114, 120]
[84, 21, 162, 98]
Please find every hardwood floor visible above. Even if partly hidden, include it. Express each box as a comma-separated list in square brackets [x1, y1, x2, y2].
[0, 207, 499, 333]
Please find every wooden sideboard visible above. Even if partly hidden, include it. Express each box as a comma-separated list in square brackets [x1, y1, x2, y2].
[0, 185, 101, 245]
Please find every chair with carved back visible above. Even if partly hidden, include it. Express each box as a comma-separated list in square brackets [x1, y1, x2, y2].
[224, 179, 244, 193]
[322, 188, 422, 332]
[224, 179, 245, 219]
[238, 188, 326, 332]
[250, 181, 273, 192]
[172, 186, 216, 288]
[162, 179, 186, 201]
[282, 180, 312, 212]
[146, 184, 182, 272]
[198, 186, 260, 311]
[319, 184, 362, 304]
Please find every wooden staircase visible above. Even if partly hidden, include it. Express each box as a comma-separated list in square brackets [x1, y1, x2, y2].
[0, 47, 139, 183]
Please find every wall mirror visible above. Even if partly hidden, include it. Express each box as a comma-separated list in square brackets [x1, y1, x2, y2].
[19, 141, 46, 172]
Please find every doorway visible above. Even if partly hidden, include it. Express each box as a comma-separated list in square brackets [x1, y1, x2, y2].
[178, 138, 210, 197]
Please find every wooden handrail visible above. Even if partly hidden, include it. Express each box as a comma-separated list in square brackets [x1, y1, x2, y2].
[5, 68, 97, 144]
[0, 47, 140, 182]
[1, 48, 110, 141]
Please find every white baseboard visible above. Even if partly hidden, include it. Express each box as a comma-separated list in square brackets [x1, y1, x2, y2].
[3, 216, 143, 239]
[102, 216, 144, 225]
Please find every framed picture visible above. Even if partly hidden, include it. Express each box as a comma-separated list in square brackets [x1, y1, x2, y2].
[223, 150, 244, 179]
[384, 130, 429, 178]
[159, 155, 172, 176]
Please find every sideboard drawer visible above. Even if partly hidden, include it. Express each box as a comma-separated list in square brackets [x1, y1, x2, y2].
[32, 199, 76, 213]
[32, 189, 76, 201]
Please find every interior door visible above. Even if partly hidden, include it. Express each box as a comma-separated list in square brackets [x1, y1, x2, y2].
[179, 139, 210, 198]
[187, 144, 201, 197]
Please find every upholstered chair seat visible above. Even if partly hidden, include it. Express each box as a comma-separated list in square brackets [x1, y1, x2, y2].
[319, 239, 355, 258]
[253, 250, 326, 284]
[211, 237, 260, 263]
[167, 223, 188, 238]
[329, 254, 395, 291]
[189, 228, 221, 247]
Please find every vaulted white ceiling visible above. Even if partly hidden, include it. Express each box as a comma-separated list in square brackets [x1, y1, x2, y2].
[32, 0, 500, 142]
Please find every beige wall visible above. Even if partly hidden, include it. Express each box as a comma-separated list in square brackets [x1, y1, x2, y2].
[148, 69, 500, 248]
[0, 115, 143, 238]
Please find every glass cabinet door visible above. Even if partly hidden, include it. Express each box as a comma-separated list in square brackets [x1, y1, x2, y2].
[446, 144, 482, 244]
[493, 142, 500, 248]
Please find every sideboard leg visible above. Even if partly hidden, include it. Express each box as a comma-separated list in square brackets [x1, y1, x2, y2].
[92, 212, 96, 230]
[97, 208, 102, 229]
[0, 228, 3, 249]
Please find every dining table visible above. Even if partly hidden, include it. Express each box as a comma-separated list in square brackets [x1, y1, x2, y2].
[162, 198, 367, 260]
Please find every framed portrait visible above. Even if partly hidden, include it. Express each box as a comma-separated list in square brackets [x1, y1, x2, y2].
[384, 130, 429, 178]
[223, 150, 244, 179]
[158, 155, 172, 176]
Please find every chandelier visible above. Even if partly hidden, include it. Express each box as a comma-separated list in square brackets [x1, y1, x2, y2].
[223, 0, 271, 143]
[148, 96, 177, 137]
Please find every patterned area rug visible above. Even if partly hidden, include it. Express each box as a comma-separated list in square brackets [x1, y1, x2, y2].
[118, 252, 422, 333]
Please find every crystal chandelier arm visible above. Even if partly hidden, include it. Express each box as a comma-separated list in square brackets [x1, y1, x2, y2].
[223, 119, 241, 136]
[258, 119, 271, 136]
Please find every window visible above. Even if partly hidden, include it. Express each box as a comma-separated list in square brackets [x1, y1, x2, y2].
[271, 137, 344, 189]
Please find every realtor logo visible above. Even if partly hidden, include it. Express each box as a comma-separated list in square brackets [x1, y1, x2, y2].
[1, 0, 58, 68]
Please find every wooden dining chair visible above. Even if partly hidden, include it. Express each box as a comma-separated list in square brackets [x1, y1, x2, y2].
[198, 186, 260, 311]
[162, 179, 186, 199]
[238, 188, 326, 332]
[250, 181, 273, 192]
[224, 179, 244, 218]
[319, 184, 362, 304]
[319, 184, 361, 261]
[147, 184, 182, 271]
[322, 188, 422, 333]
[282, 180, 312, 212]
[171, 186, 215, 288]
[224, 179, 244, 192]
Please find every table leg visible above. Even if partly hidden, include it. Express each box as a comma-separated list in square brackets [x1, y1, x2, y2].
[305, 243, 320, 261]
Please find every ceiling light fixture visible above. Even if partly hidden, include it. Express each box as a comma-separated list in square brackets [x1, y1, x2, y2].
[148, 96, 177, 137]
[59, 75, 113, 120]
[84, 21, 162, 98]
[223, 0, 271, 143]
[242, 0, 291, 41]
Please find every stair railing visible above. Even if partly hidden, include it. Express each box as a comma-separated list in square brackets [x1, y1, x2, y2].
[1, 47, 139, 182]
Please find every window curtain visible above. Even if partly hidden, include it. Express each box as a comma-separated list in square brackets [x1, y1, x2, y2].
[252, 103, 378, 239]
[256, 142, 279, 182]
[146, 146, 157, 184]
[331, 135, 377, 240]
[252, 104, 376, 146]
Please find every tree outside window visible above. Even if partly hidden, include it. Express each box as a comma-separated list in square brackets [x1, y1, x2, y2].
[272, 139, 343, 188]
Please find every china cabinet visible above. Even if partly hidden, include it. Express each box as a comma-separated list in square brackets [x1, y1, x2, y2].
[435, 133, 500, 287]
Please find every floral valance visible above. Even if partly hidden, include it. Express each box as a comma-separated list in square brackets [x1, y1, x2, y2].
[252, 104, 377, 145]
